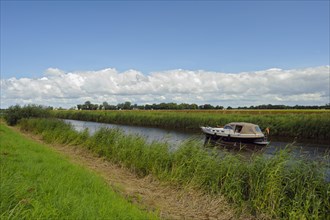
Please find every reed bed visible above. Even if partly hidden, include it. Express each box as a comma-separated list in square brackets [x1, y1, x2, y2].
[18, 118, 330, 219]
[51, 110, 330, 140]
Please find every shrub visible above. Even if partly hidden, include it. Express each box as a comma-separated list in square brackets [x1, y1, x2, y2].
[4, 104, 51, 126]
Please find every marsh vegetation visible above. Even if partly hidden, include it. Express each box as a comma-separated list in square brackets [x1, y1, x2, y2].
[51, 109, 330, 141]
[16, 118, 330, 219]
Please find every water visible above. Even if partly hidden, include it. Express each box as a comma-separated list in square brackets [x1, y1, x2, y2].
[65, 119, 202, 148]
[64, 119, 329, 159]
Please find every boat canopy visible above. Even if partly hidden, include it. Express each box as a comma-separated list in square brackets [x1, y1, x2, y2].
[226, 122, 263, 135]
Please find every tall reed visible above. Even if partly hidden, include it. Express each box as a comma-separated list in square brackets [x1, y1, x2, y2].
[18, 118, 330, 219]
[51, 110, 330, 141]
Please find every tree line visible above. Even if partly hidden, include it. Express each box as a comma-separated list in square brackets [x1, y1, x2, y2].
[76, 101, 224, 110]
[237, 104, 330, 109]
[76, 101, 330, 110]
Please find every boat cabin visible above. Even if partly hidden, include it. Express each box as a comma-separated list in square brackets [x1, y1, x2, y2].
[224, 122, 263, 135]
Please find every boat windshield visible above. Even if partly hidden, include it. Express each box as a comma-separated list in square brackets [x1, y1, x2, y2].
[255, 126, 262, 133]
[224, 125, 233, 130]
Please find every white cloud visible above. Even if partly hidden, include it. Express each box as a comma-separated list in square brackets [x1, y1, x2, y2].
[1, 66, 329, 108]
[45, 67, 65, 76]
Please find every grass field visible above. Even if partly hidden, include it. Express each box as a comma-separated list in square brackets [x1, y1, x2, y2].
[17, 118, 330, 219]
[0, 123, 157, 219]
[51, 109, 330, 140]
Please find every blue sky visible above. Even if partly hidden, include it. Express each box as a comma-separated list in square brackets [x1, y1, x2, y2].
[0, 1, 329, 108]
[1, 1, 329, 78]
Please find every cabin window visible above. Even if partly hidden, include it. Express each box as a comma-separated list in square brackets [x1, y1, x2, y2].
[255, 126, 261, 132]
[234, 125, 243, 133]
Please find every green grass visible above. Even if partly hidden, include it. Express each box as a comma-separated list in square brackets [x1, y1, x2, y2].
[0, 123, 157, 220]
[17, 118, 330, 219]
[51, 109, 330, 141]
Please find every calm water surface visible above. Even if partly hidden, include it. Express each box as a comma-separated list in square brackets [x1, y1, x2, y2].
[65, 119, 329, 160]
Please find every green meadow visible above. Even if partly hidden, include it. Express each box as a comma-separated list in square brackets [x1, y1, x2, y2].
[0, 123, 157, 220]
[16, 118, 330, 219]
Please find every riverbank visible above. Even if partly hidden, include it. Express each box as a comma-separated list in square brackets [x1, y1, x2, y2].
[0, 122, 157, 219]
[1, 121, 248, 220]
[16, 118, 330, 219]
[51, 109, 330, 141]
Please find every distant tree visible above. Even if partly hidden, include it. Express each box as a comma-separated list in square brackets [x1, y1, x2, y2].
[91, 104, 98, 110]
[108, 105, 118, 110]
[179, 103, 194, 110]
[83, 101, 92, 110]
[144, 104, 152, 110]
[132, 104, 138, 109]
[103, 102, 109, 110]
[201, 104, 215, 109]
[137, 104, 145, 110]
[124, 101, 132, 110]
[189, 103, 198, 109]
[117, 101, 132, 110]
[215, 105, 224, 110]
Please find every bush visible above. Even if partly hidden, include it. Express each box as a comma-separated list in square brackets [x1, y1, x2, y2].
[4, 104, 51, 126]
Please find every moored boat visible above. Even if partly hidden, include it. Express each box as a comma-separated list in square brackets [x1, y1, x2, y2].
[201, 122, 269, 147]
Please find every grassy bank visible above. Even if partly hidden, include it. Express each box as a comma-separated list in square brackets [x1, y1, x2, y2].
[51, 110, 330, 141]
[0, 123, 157, 219]
[18, 118, 330, 219]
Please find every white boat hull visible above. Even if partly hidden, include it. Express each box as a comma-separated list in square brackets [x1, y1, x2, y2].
[201, 126, 269, 146]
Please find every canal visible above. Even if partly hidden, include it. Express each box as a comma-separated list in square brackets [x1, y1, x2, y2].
[65, 119, 329, 160]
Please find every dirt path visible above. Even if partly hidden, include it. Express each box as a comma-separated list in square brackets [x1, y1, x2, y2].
[16, 127, 253, 220]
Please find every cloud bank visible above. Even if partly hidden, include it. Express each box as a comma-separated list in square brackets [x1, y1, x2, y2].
[1, 66, 329, 108]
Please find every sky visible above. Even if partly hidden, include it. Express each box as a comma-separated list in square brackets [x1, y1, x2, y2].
[1, 1, 329, 108]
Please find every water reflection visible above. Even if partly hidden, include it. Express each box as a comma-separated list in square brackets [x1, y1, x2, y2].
[65, 119, 329, 182]
[65, 119, 202, 148]
[65, 119, 329, 160]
